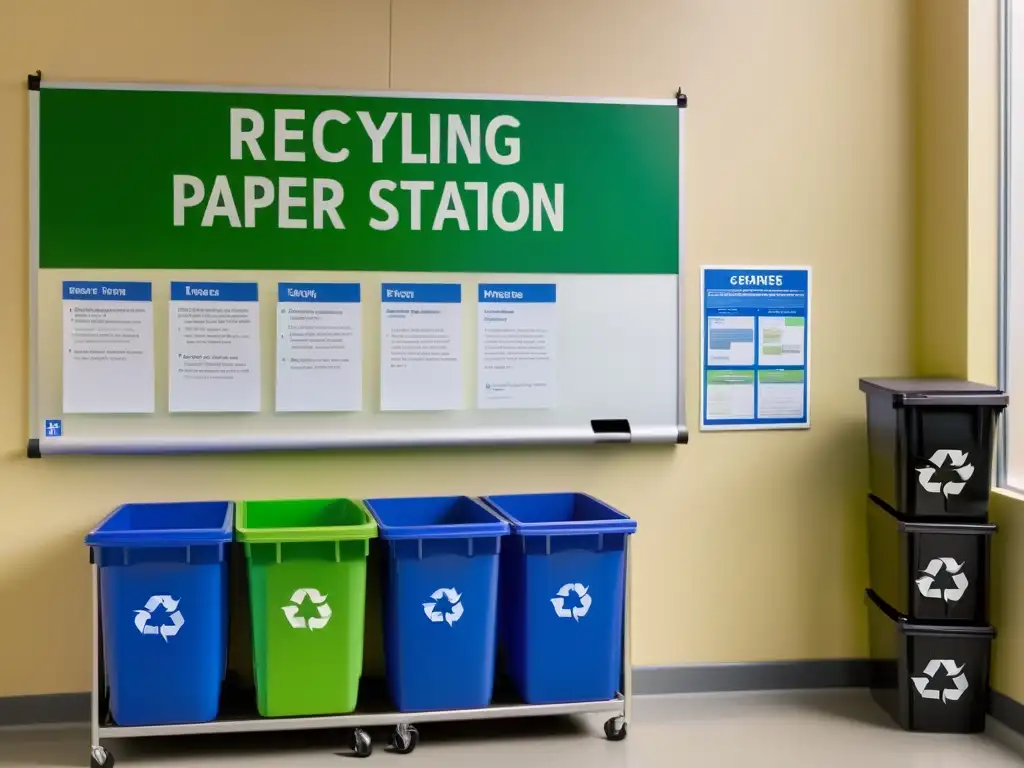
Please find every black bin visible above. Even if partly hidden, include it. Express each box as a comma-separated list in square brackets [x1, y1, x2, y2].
[859, 378, 1007, 521]
[866, 588, 994, 733]
[867, 494, 995, 624]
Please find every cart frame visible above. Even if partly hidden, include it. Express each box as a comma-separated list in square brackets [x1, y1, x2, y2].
[88, 538, 632, 765]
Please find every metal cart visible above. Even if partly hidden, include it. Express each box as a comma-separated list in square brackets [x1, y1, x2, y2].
[88, 539, 633, 766]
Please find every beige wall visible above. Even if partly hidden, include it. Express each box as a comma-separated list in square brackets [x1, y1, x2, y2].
[990, 489, 1024, 701]
[0, 0, 915, 697]
[913, 0, 969, 378]
[912, 0, 999, 385]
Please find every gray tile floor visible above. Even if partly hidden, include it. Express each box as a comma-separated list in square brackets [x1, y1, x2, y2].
[2, 690, 1023, 767]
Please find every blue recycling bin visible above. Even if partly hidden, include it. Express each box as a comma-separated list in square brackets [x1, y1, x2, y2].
[85, 501, 233, 726]
[483, 493, 636, 705]
[364, 496, 509, 712]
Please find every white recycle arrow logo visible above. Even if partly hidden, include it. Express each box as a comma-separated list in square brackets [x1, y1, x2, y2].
[911, 659, 969, 703]
[917, 449, 975, 497]
[423, 588, 464, 626]
[551, 583, 592, 621]
[282, 588, 332, 630]
[133, 595, 184, 642]
[916, 557, 969, 602]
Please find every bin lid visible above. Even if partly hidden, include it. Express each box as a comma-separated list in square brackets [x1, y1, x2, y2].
[234, 498, 378, 544]
[85, 501, 234, 548]
[859, 377, 1008, 407]
[364, 496, 509, 540]
[868, 494, 997, 535]
[865, 589, 996, 638]
[482, 493, 637, 537]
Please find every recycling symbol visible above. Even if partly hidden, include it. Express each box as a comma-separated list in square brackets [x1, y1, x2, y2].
[133, 595, 184, 642]
[911, 659, 969, 703]
[916, 450, 974, 497]
[282, 588, 332, 630]
[423, 588, 464, 626]
[551, 583, 592, 621]
[916, 558, 969, 602]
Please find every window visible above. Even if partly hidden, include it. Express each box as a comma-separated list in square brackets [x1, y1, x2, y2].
[1002, 0, 1024, 487]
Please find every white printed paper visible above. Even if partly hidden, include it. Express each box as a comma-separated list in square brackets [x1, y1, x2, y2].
[706, 316, 755, 366]
[62, 281, 155, 413]
[758, 316, 806, 367]
[276, 282, 362, 412]
[380, 283, 463, 411]
[169, 281, 261, 413]
[704, 370, 755, 420]
[477, 283, 556, 409]
[756, 369, 806, 419]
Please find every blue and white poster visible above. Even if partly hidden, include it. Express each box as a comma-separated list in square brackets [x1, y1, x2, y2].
[700, 266, 811, 431]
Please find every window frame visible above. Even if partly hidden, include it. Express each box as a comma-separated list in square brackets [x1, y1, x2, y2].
[1001, 0, 1016, 489]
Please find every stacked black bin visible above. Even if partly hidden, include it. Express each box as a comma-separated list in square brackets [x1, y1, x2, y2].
[859, 378, 1007, 733]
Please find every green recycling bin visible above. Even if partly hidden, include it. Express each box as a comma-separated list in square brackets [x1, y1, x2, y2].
[236, 498, 377, 717]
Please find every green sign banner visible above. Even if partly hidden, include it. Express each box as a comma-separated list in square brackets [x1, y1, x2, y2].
[37, 85, 681, 275]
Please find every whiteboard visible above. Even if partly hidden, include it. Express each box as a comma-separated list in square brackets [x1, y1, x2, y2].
[27, 77, 686, 456]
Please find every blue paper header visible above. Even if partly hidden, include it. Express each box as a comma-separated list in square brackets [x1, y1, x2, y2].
[381, 283, 462, 303]
[478, 283, 557, 303]
[170, 282, 259, 302]
[278, 282, 361, 303]
[703, 269, 809, 293]
[704, 268, 809, 315]
[62, 281, 152, 301]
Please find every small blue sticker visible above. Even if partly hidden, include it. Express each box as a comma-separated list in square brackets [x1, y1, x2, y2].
[44, 419, 62, 437]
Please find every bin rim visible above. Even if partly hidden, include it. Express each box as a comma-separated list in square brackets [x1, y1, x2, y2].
[234, 498, 378, 543]
[84, 500, 235, 548]
[859, 377, 1008, 408]
[481, 492, 637, 537]
[864, 589, 996, 638]
[867, 494, 997, 535]
[363, 495, 509, 540]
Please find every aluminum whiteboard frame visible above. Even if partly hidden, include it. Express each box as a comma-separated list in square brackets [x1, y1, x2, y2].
[27, 78, 687, 457]
[28, 88, 41, 443]
[89, 537, 632, 753]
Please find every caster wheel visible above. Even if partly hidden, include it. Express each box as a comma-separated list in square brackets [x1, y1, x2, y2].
[90, 745, 115, 767]
[352, 728, 373, 758]
[390, 723, 419, 754]
[604, 717, 627, 742]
